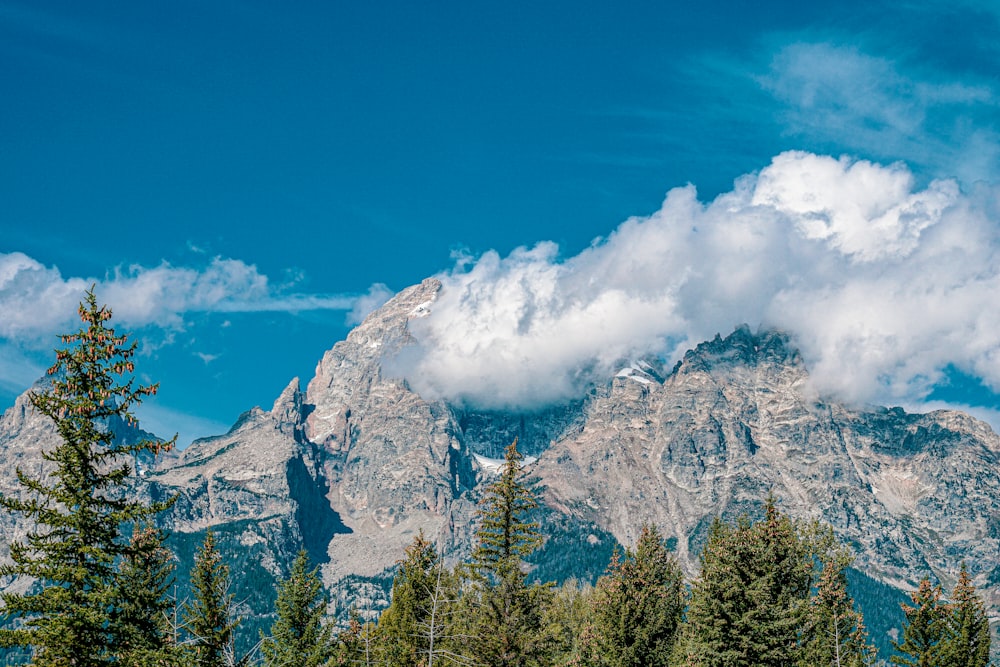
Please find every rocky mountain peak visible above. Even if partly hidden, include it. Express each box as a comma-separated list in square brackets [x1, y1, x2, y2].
[678, 325, 802, 376]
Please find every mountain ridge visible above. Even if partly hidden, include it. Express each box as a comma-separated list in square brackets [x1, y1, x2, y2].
[1, 279, 999, 639]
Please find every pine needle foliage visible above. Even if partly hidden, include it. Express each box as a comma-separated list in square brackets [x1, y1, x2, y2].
[183, 529, 241, 667]
[798, 559, 877, 667]
[112, 523, 183, 665]
[678, 497, 813, 667]
[470, 439, 542, 577]
[465, 439, 553, 667]
[891, 577, 950, 667]
[0, 288, 176, 666]
[584, 523, 685, 667]
[260, 550, 333, 667]
[939, 563, 991, 667]
[377, 531, 439, 666]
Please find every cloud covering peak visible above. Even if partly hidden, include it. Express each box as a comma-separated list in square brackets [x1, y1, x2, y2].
[400, 151, 998, 412]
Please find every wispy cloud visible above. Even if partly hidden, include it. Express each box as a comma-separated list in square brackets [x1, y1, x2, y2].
[758, 42, 1000, 184]
[398, 151, 1000, 415]
[0, 252, 390, 344]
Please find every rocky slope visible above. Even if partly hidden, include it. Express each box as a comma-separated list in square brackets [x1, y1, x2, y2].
[2, 279, 1000, 630]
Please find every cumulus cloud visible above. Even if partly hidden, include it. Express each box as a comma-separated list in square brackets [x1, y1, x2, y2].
[400, 151, 1000, 413]
[0, 253, 385, 344]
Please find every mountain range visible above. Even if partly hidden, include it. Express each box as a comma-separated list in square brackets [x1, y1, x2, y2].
[2, 276, 999, 651]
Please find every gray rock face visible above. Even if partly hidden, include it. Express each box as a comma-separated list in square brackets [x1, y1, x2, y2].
[3, 283, 1000, 622]
[536, 326, 1000, 606]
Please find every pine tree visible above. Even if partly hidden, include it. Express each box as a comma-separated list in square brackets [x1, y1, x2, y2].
[939, 563, 991, 667]
[471, 439, 542, 575]
[678, 497, 813, 667]
[377, 531, 440, 666]
[0, 288, 176, 666]
[260, 550, 333, 667]
[113, 524, 184, 666]
[891, 577, 950, 667]
[466, 439, 553, 667]
[584, 524, 685, 667]
[183, 529, 241, 667]
[798, 558, 876, 667]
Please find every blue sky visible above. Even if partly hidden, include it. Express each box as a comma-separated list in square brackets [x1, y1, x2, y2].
[3, 1, 1000, 445]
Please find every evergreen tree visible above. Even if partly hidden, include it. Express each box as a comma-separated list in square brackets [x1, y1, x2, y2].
[471, 439, 543, 575]
[113, 524, 183, 666]
[798, 558, 876, 667]
[543, 579, 593, 666]
[0, 288, 176, 666]
[377, 531, 447, 666]
[584, 524, 685, 667]
[939, 563, 991, 667]
[183, 529, 241, 667]
[261, 550, 333, 667]
[891, 577, 950, 667]
[677, 497, 813, 667]
[466, 439, 553, 667]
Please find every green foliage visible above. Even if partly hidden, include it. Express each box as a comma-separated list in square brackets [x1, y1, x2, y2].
[677, 497, 813, 667]
[183, 529, 241, 667]
[464, 439, 554, 667]
[376, 531, 450, 666]
[583, 524, 685, 667]
[471, 439, 542, 576]
[0, 288, 175, 666]
[112, 524, 183, 664]
[544, 579, 594, 665]
[261, 550, 333, 667]
[891, 577, 949, 667]
[939, 563, 991, 667]
[799, 558, 877, 667]
[330, 610, 378, 667]
[167, 518, 298, 659]
[526, 514, 620, 587]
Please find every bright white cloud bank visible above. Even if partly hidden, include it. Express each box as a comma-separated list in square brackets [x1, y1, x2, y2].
[402, 151, 1000, 411]
[0, 254, 387, 343]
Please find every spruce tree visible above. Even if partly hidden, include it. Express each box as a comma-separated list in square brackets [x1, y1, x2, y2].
[798, 558, 876, 667]
[260, 550, 333, 667]
[376, 531, 440, 666]
[471, 439, 542, 575]
[584, 524, 685, 667]
[0, 288, 176, 666]
[939, 563, 991, 667]
[466, 439, 553, 667]
[112, 524, 183, 665]
[678, 497, 813, 667]
[183, 529, 241, 667]
[891, 577, 950, 667]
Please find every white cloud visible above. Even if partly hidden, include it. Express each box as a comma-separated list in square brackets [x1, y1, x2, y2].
[399, 151, 1000, 413]
[0, 253, 385, 345]
[759, 43, 1000, 185]
[346, 283, 394, 325]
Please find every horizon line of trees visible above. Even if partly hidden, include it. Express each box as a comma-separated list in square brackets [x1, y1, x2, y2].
[0, 291, 992, 667]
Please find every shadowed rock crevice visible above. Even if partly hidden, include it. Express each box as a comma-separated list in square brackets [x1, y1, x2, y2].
[286, 454, 349, 565]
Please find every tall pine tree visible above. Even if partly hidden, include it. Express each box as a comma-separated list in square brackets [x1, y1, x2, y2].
[112, 524, 183, 666]
[891, 577, 950, 667]
[678, 497, 813, 667]
[465, 439, 553, 667]
[584, 524, 685, 667]
[939, 563, 991, 667]
[377, 531, 441, 666]
[0, 288, 176, 666]
[183, 529, 241, 667]
[261, 550, 333, 667]
[798, 558, 876, 667]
